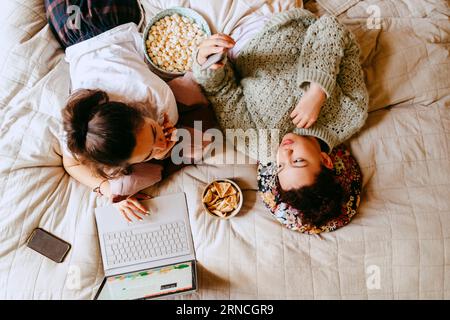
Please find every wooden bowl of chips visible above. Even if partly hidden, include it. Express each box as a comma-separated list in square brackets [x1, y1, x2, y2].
[202, 179, 243, 219]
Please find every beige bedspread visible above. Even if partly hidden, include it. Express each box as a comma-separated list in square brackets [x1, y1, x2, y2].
[0, 0, 449, 299]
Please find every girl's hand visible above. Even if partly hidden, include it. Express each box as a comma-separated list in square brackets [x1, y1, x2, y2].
[158, 113, 177, 160]
[197, 34, 235, 70]
[290, 83, 327, 129]
[112, 192, 152, 223]
[149, 112, 178, 161]
[162, 113, 177, 142]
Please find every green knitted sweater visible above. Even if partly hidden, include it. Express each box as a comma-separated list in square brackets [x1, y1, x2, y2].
[192, 8, 369, 164]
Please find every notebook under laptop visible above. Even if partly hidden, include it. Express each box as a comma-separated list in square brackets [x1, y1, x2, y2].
[93, 192, 197, 300]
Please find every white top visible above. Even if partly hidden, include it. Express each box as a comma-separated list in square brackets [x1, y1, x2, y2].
[61, 22, 178, 157]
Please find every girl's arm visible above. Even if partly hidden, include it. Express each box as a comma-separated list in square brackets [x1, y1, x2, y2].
[108, 162, 163, 198]
[292, 15, 353, 129]
[296, 14, 368, 140]
[192, 35, 256, 132]
[62, 154, 150, 222]
[62, 154, 112, 196]
[297, 15, 349, 97]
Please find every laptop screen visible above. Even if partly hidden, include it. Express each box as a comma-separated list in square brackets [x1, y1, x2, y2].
[95, 260, 196, 300]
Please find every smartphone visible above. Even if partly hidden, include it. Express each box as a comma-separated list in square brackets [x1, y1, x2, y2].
[200, 52, 226, 70]
[26, 228, 71, 263]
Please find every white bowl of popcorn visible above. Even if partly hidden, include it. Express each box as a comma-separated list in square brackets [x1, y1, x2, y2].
[143, 7, 211, 79]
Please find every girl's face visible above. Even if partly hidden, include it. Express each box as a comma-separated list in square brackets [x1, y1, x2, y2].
[129, 117, 172, 164]
[276, 133, 333, 190]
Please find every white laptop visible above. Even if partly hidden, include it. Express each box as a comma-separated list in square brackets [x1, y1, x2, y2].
[93, 192, 197, 300]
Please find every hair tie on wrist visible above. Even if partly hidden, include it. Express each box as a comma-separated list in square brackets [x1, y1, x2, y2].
[93, 179, 108, 196]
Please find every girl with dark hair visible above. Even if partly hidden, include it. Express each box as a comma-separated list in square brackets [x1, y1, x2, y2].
[193, 9, 369, 230]
[45, 0, 179, 221]
[61, 88, 178, 221]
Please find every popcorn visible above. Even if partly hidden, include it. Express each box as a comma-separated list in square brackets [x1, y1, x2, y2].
[145, 13, 207, 73]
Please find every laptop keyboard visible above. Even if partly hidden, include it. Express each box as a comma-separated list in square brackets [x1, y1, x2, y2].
[103, 221, 190, 267]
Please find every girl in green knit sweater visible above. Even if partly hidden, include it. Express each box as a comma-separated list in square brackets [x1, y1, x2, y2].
[193, 8, 368, 229]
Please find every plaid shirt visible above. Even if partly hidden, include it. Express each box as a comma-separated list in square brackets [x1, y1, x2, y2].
[45, 0, 141, 48]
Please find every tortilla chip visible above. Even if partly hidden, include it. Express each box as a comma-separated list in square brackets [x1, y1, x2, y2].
[207, 202, 218, 211]
[221, 205, 234, 213]
[212, 181, 223, 197]
[226, 194, 238, 207]
[209, 194, 220, 206]
[212, 210, 226, 218]
[215, 199, 229, 211]
[222, 197, 232, 208]
[223, 186, 237, 196]
[220, 182, 233, 196]
[202, 189, 213, 203]
[213, 181, 232, 198]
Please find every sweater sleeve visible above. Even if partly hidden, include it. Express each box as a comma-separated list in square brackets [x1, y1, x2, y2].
[294, 20, 368, 150]
[192, 52, 256, 132]
[297, 14, 349, 97]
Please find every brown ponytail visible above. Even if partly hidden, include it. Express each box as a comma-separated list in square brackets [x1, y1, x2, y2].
[62, 89, 145, 179]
